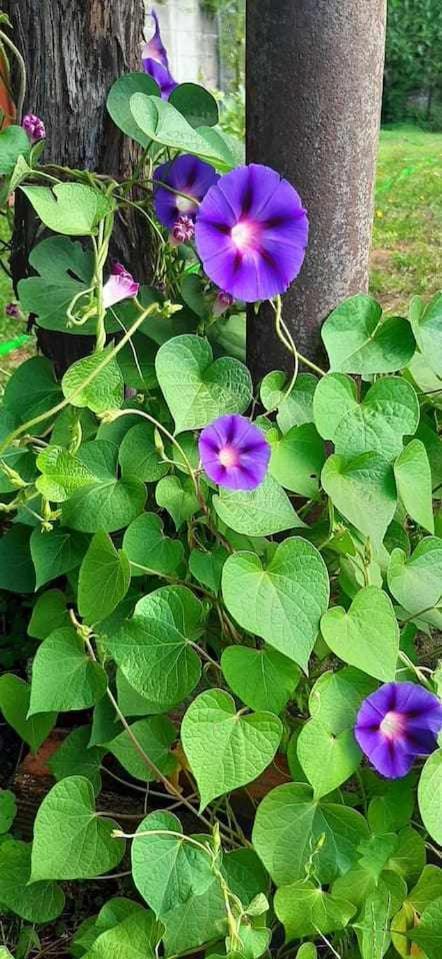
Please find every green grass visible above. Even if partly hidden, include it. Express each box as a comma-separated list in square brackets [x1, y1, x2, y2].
[371, 123, 442, 312]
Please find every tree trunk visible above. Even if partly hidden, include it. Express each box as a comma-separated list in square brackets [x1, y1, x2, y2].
[5, 0, 148, 374]
[246, 0, 387, 381]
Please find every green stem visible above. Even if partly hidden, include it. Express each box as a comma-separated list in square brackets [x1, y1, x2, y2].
[398, 650, 434, 691]
[272, 297, 325, 378]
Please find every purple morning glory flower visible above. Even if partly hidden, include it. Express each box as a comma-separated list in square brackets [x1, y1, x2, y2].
[194, 163, 309, 303]
[103, 263, 139, 310]
[213, 290, 234, 316]
[199, 414, 270, 491]
[355, 682, 442, 779]
[142, 9, 178, 100]
[154, 155, 219, 242]
[22, 113, 46, 143]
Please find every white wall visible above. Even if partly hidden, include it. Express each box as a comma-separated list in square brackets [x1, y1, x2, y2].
[148, 1, 220, 89]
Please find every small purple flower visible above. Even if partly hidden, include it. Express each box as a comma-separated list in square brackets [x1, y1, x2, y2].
[355, 682, 442, 779]
[22, 113, 46, 143]
[213, 290, 234, 317]
[5, 303, 20, 319]
[142, 9, 178, 100]
[194, 163, 309, 303]
[199, 414, 270, 492]
[171, 214, 195, 246]
[103, 263, 140, 310]
[154, 155, 219, 242]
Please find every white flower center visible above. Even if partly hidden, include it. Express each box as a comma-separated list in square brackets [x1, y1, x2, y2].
[176, 194, 196, 215]
[218, 445, 239, 468]
[231, 220, 255, 252]
[379, 710, 405, 740]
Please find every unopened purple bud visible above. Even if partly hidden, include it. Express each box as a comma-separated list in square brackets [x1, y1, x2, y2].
[171, 214, 195, 246]
[5, 303, 20, 319]
[213, 290, 235, 317]
[22, 113, 46, 143]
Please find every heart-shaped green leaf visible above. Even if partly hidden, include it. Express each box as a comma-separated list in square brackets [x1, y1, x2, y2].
[387, 538, 442, 626]
[170, 83, 219, 128]
[155, 475, 200, 530]
[123, 512, 184, 577]
[408, 894, 442, 959]
[0, 790, 16, 834]
[83, 908, 161, 959]
[62, 346, 124, 414]
[308, 667, 377, 735]
[260, 371, 317, 429]
[28, 589, 70, 640]
[48, 726, 104, 795]
[105, 586, 203, 709]
[394, 440, 434, 533]
[275, 879, 355, 942]
[61, 441, 146, 533]
[221, 646, 300, 713]
[0, 674, 56, 753]
[3, 356, 62, 423]
[314, 374, 419, 460]
[107, 716, 177, 782]
[214, 473, 303, 537]
[78, 531, 131, 625]
[418, 751, 442, 846]
[30, 526, 88, 590]
[252, 782, 369, 886]
[31, 776, 125, 880]
[269, 422, 325, 496]
[0, 125, 30, 175]
[189, 546, 228, 594]
[321, 586, 399, 681]
[119, 422, 168, 483]
[21, 183, 113, 236]
[132, 810, 214, 916]
[321, 451, 397, 546]
[297, 719, 362, 799]
[321, 294, 416, 373]
[0, 839, 65, 923]
[129, 94, 234, 170]
[181, 689, 282, 810]
[107, 71, 160, 145]
[155, 334, 252, 433]
[410, 292, 442, 378]
[222, 538, 329, 671]
[30, 626, 107, 714]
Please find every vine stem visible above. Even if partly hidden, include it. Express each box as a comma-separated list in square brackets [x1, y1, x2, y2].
[0, 29, 26, 123]
[398, 650, 434, 691]
[272, 295, 325, 378]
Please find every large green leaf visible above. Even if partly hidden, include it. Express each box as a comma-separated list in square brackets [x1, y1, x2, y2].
[322, 451, 397, 546]
[48, 726, 104, 795]
[394, 439, 434, 533]
[274, 880, 355, 942]
[221, 646, 300, 714]
[418, 749, 442, 846]
[3, 355, 62, 422]
[269, 422, 325, 496]
[0, 790, 16, 834]
[28, 590, 70, 640]
[0, 125, 30, 174]
[0, 526, 35, 593]
[314, 374, 420, 460]
[29, 626, 107, 714]
[409, 895, 442, 959]
[107, 716, 177, 782]
[410, 292, 442, 378]
[36, 445, 95, 502]
[261, 371, 317, 432]
[170, 83, 219, 128]
[162, 875, 226, 955]
[321, 586, 399, 681]
[387, 538, 442, 626]
[105, 585, 203, 709]
[189, 545, 227, 594]
[252, 782, 369, 886]
[222, 537, 329, 671]
[321, 294, 415, 373]
[155, 334, 252, 433]
[83, 909, 160, 959]
[297, 719, 361, 799]
[118, 422, 168, 483]
[20, 183, 113, 236]
[61, 440, 146, 532]
[107, 71, 160, 145]
[308, 667, 377, 735]
[78, 530, 131, 625]
[155, 475, 200, 530]
[62, 346, 124, 414]
[30, 526, 88, 589]
[132, 810, 214, 915]
[181, 688, 282, 810]
[213, 473, 303, 537]
[123, 512, 184, 577]
[0, 674, 56, 753]
[0, 839, 64, 923]
[31, 776, 125, 880]
[129, 94, 235, 170]
[357, 872, 407, 959]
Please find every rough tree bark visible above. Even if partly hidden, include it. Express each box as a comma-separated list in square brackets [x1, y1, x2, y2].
[246, 0, 387, 380]
[4, 0, 147, 373]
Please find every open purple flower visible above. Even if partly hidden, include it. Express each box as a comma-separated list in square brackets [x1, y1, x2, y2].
[199, 414, 270, 491]
[103, 263, 139, 310]
[154, 155, 219, 243]
[194, 163, 309, 303]
[355, 682, 442, 779]
[22, 113, 46, 143]
[142, 9, 177, 100]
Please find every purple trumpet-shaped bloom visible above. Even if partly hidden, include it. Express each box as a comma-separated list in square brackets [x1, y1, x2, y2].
[213, 290, 234, 316]
[103, 263, 139, 310]
[355, 682, 442, 779]
[199, 414, 270, 492]
[194, 163, 309, 303]
[22, 113, 46, 143]
[142, 9, 178, 99]
[154, 155, 219, 242]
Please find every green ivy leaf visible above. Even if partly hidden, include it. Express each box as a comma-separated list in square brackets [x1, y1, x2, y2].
[123, 512, 184, 577]
[116, 670, 165, 718]
[129, 94, 235, 170]
[0, 839, 65, 923]
[48, 726, 104, 795]
[253, 782, 369, 886]
[62, 346, 124, 414]
[170, 83, 219, 128]
[0, 526, 35, 593]
[29, 626, 107, 714]
[155, 475, 200, 530]
[36, 446, 95, 502]
[295, 946, 318, 959]
[107, 71, 160, 145]
[28, 589, 70, 640]
[357, 872, 407, 959]
[321, 586, 399, 681]
[181, 688, 282, 811]
[189, 546, 228, 594]
[155, 334, 252, 433]
[394, 439, 434, 533]
[31, 776, 125, 880]
[132, 810, 214, 915]
[117, 334, 157, 390]
[78, 531, 131, 625]
[222, 538, 329, 671]
[387, 538, 442, 627]
[107, 715, 177, 782]
[321, 294, 415, 373]
[0, 125, 30, 174]
[274, 879, 355, 942]
[408, 865, 442, 913]
[261, 371, 317, 431]
[162, 876, 226, 955]
[105, 586, 203, 709]
[0, 790, 16, 833]
[83, 909, 161, 959]
[297, 719, 362, 799]
[418, 749, 442, 846]
[409, 895, 442, 959]
[214, 474, 303, 537]
[0, 674, 56, 753]
[3, 356, 62, 423]
[119, 422, 168, 483]
[308, 667, 377, 735]
[30, 526, 88, 589]
[269, 422, 325, 496]
[322, 451, 397, 547]
[410, 292, 442, 378]
[62, 440, 146, 533]
[20, 183, 113, 236]
[221, 646, 300, 714]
